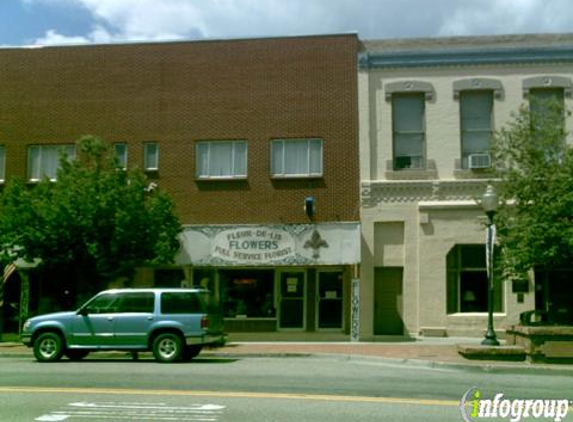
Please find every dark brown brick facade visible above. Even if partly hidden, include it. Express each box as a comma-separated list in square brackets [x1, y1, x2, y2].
[0, 34, 359, 225]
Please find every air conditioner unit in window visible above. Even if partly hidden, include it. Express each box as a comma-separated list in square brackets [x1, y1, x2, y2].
[468, 153, 491, 169]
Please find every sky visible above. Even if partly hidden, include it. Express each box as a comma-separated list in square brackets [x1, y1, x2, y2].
[0, 0, 572, 47]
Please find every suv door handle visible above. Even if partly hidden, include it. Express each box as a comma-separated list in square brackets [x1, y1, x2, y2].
[147, 316, 154, 321]
[107, 317, 114, 321]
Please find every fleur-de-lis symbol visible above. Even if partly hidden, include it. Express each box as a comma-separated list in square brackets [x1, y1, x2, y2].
[304, 229, 329, 259]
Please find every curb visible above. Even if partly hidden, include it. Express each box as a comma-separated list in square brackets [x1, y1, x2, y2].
[3, 345, 573, 374]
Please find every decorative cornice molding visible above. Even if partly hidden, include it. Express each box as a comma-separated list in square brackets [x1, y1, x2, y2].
[361, 179, 494, 207]
[359, 45, 573, 70]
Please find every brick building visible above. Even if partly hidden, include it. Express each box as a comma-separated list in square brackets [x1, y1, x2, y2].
[0, 34, 361, 337]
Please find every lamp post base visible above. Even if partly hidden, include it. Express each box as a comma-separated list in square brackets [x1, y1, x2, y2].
[481, 329, 500, 346]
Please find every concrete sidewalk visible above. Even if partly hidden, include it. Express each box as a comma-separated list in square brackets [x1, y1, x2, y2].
[1, 337, 572, 371]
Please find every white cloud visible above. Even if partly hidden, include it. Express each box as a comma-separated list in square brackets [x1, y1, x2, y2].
[34, 29, 90, 45]
[437, 0, 573, 36]
[24, 0, 573, 46]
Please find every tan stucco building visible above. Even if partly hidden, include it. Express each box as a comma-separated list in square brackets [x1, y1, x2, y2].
[358, 34, 573, 339]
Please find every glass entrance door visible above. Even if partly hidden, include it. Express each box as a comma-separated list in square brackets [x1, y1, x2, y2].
[317, 271, 343, 330]
[278, 272, 305, 329]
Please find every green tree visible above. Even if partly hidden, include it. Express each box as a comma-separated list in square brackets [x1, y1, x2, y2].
[492, 98, 572, 278]
[0, 136, 181, 298]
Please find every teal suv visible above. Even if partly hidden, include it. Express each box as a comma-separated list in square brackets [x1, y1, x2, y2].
[21, 288, 225, 363]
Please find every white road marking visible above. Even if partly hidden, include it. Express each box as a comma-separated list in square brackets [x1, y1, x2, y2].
[35, 416, 69, 421]
[68, 402, 225, 411]
[36, 401, 226, 421]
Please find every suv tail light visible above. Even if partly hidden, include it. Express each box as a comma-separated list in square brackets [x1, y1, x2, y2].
[201, 315, 210, 329]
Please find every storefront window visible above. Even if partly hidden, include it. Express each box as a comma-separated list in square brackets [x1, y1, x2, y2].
[193, 269, 216, 291]
[446, 244, 503, 313]
[154, 269, 186, 287]
[219, 270, 275, 318]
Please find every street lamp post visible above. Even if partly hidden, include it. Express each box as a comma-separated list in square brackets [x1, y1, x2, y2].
[481, 184, 500, 346]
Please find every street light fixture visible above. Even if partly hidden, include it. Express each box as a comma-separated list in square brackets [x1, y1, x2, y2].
[481, 184, 500, 346]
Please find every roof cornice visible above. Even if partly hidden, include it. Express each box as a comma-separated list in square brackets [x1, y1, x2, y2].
[359, 45, 573, 69]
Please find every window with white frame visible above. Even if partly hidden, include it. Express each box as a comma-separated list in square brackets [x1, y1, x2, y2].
[392, 93, 425, 170]
[114, 143, 128, 169]
[446, 244, 503, 314]
[196, 140, 247, 179]
[460, 91, 493, 169]
[27, 144, 76, 181]
[0, 146, 5, 182]
[271, 138, 323, 177]
[144, 142, 159, 171]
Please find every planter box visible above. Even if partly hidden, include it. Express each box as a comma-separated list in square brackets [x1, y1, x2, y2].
[506, 325, 573, 362]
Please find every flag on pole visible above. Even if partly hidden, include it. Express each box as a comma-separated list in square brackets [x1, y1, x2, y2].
[486, 224, 496, 280]
[0, 263, 17, 308]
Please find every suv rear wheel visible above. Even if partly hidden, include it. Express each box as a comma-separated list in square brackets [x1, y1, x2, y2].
[33, 332, 64, 362]
[152, 333, 183, 362]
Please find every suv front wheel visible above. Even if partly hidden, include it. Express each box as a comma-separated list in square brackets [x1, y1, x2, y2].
[152, 333, 183, 362]
[33, 332, 64, 362]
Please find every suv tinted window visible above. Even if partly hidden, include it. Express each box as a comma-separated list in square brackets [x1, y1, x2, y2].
[84, 293, 122, 314]
[117, 292, 155, 313]
[161, 292, 204, 314]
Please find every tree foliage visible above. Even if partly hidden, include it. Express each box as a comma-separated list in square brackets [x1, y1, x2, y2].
[492, 98, 573, 277]
[0, 136, 181, 292]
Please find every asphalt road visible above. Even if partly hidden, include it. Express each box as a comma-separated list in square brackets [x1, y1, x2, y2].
[1, 354, 572, 421]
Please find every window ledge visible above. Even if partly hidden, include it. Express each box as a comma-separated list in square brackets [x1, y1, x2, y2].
[384, 169, 438, 180]
[27, 179, 56, 184]
[195, 177, 248, 183]
[447, 312, 507, 317]
[270, 175, 324, 180]
[453, 168, 495, 179]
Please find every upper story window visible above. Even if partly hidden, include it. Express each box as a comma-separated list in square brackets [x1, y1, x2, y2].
[27, 144, 76, 182]
[529, 87, 565, 116]
[0, 146, 5, 183]
[196, 140, 247, 179]
[271, 138, 323, 178]
[392, 93, 425, 170]
[144, 142, 159, 171]
[460, 91, 494, 169]
[114, 143, 128, 169]
[386, 81, 433, 172]
[524, 77, 570, 133]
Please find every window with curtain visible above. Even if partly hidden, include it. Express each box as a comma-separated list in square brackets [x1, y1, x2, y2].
[271, 138, 323, 177]
[27, 145, 76, 181]
[114, 143, 128, 169]
[392, 94, 425, 170]
[144, 142, 159, 171]
[446, 244, 503, 314]
[0, 146, 5, 182]
[460, 91, 493, 169]
[196, 140, 247, 179]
